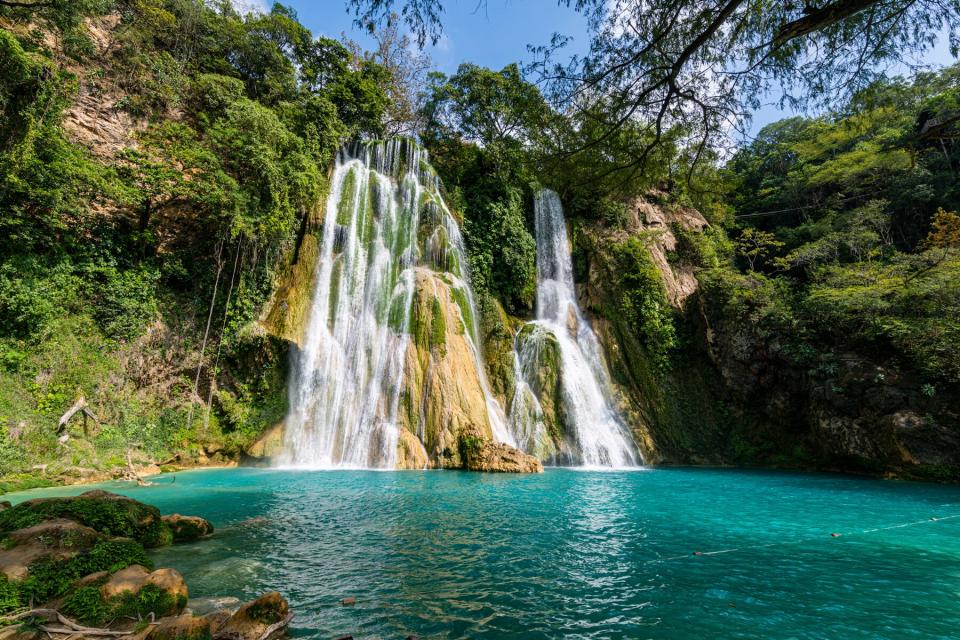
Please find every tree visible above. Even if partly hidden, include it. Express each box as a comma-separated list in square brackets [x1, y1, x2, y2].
[344, 14, 432, 136]
[735, 227, 784, 271]
[421, 63, 551, 152]
[349, 0, 960, 179]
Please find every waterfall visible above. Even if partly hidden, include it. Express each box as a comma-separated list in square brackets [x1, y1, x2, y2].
[278, 139, 511, 469]
[509, 189, 639, 468]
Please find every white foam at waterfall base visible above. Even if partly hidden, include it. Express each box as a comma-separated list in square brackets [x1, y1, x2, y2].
[508, 189, 639, 468]
[277, 140, 512, 469]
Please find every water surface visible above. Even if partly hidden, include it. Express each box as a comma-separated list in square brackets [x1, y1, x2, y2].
[7, 468, 960, 639]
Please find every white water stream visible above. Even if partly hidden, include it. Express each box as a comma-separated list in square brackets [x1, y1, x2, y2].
[508, 189, 638, 467]
[278, 140, 511, 469]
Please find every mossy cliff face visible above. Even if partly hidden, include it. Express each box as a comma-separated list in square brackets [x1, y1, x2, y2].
[510, 324, 567, 460]
[696, 271, 960, 480]
[397, 269, 495, 469]
[573, 194, 960, 480]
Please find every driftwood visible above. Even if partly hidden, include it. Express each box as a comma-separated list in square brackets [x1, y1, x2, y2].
[155, 453, 181, 467]
[0, 608, 149, 637]
[257, 612, 294, 640]
[121, 450, 152, 487]
[57, 395, 100, 437]
[213, 613, 294, 640]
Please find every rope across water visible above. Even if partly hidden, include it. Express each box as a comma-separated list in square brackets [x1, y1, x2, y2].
[645, 513, 960, 564]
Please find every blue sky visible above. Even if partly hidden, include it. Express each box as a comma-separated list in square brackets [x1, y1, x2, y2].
[262, 1, 958, 140]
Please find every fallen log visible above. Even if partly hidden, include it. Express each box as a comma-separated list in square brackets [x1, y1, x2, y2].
[57, 395, 100, 437]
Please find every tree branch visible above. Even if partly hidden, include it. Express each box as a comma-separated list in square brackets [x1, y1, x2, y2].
[772, 0, 881, 47]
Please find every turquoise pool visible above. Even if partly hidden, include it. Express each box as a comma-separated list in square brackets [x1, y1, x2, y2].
[6, 467, 960, 639]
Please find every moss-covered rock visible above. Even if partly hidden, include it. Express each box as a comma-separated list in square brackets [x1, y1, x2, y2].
[215, 591, 291, 640]
[0, 490, 172, 548]
[398, 269, 497, 469]
[161, 515, 214, 542]
[459, 429, 543, 473]
[514, 324, 566, 455]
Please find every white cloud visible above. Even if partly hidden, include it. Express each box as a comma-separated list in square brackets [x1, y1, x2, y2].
[229, 0, 267, 15]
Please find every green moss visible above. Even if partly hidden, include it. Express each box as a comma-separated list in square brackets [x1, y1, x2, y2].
[61, 579, 183, 626]
[336, 167, 358, 225]
[0, 494, 172, 548]
[0, 575, 22, 615]
[62, 585, 112, 626]
[450, 287, 472, 337]
[20, 538, 151, 605]
[430, 297, 446, 354]
[113, 583, 184, 620]
[610, 237, 676, 372]
[246, 597, 286, 624]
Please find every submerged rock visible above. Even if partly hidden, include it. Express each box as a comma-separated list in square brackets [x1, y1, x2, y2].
[162, 514, 214, 542]
[187, 595, 242, 616]
[151, 613, 216, 640]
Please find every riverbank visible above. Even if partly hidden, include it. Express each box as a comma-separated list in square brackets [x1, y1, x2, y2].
[0, 489, 292, 640]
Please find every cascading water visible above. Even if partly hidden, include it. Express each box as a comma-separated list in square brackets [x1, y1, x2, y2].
[509, 189, 639, 468]
[279, 139, 511, 469]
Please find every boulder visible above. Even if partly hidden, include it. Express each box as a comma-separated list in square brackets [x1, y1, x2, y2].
[0, 490, 172, 547]
[100, 564, 188, 615]
[0, 519, 101, 581]
[461, 436, 543, 474]
[246, 422, 285, 461]
[100, 564, 151, 599]
[162, 514, 214, 542]
[214, 592, 292, 640]
[151, 613, 216, 640]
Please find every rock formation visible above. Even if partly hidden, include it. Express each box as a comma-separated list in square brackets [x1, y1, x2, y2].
[0, 491, 291, 640]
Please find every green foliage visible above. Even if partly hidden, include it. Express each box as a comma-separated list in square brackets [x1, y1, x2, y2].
[804, 252, 960, 381]
[422, 63, 550, 151]
[420, 64, 543, 314]
[0, 0, 391, 480]
[610, 238, 676, 371]
[0, 575, 21, 615]
[62, 585, 112, 626]
[725, 66, 960, 384]
[734, 227, 784, 272]
[20, 538, 151, 605]
[0, 495, 171, 548]
[113, 583, 184, 620]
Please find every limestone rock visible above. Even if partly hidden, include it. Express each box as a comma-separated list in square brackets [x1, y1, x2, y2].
[151, 613, 215, 640]
[246, 422, 285, 460]
[215, 592, 292, 640]
[260, 231, 321, 347]
[162, 514, 214, 542]
[101, 564, 151, 599]
[396, 428, 429, 470]
[461, 434, 543, 473]
[399, 269, 497, 468]
[100, 565, 188, 614]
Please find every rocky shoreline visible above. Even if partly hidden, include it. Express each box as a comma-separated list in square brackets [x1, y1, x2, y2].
[0, 491, 291, 640]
